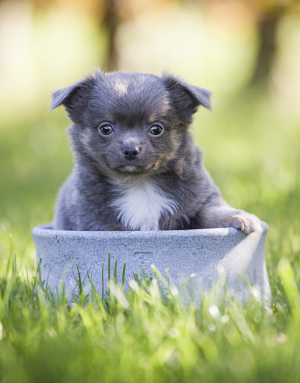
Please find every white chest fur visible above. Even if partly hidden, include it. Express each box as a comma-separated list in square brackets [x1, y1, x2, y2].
[110, 178, 177, 231]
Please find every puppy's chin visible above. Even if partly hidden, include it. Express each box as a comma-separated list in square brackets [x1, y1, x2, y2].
[111, 159, 168, 176]
[104, 157, 166, 177]
[119, 165, 141, 173]
[115, 165, 147, 175]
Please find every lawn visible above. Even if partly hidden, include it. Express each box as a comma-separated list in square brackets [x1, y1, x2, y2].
[0, 89, 300, 382]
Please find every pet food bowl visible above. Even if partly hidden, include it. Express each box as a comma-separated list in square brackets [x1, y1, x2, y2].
[32, 223, 271, 303]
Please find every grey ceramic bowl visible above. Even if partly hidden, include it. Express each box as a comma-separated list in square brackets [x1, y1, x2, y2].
[32, 223, 271, 303]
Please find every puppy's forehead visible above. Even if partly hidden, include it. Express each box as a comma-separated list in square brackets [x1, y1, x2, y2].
[95, 72, 170, 121]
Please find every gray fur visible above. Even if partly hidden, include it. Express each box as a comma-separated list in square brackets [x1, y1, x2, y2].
[50, 69, 261, 233]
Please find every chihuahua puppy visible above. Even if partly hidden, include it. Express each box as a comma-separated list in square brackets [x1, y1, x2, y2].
[50, 69, 261, 232]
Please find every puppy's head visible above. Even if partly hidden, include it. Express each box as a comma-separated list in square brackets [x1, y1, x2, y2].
[50, 69, 211, 176]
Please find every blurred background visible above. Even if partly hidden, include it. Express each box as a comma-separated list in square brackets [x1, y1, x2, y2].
[0, 0, 300, 283]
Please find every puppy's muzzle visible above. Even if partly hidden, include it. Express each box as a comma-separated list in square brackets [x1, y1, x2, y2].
[122, 146, 140, 161]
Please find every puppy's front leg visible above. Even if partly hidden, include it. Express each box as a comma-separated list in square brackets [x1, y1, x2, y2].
[200, 193, 261, 234]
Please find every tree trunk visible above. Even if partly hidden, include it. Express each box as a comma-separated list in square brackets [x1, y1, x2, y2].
[250, 10, 284, 87]
[102, 0, 120, 71]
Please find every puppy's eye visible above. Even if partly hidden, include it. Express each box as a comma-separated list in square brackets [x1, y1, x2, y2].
[149, 124, 163, 136]
[98, 124, 114, 136]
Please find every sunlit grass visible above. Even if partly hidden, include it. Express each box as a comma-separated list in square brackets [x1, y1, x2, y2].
[0, 253, 299, 382]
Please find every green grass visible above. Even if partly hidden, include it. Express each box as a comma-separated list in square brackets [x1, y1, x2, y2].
[0, 90, 300, 382]
[0, 254, 299, 382]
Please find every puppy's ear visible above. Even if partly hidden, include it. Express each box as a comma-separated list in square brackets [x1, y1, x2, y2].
[162, 74, 211, 117]
[49, 81, 83, 111]
[49, 70, 103, 113]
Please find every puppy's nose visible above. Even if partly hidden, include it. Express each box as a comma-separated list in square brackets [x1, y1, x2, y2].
[122, 146, 140, 161]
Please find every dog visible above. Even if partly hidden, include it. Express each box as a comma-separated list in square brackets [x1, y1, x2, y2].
[50, 69, 261, 233]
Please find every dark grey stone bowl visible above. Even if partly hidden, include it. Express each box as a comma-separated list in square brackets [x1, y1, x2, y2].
[32, 222, 270, 303]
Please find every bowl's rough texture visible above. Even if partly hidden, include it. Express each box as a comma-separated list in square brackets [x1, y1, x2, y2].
[32, 223, 271, 303]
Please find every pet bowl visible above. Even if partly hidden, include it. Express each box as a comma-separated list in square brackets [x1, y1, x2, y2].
[32, 222, 271, 303]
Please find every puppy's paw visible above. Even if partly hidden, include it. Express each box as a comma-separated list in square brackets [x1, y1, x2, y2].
[228, 212, 261, 234]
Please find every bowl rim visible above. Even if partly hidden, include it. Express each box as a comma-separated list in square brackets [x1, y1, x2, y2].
[32, 222, 268, 240]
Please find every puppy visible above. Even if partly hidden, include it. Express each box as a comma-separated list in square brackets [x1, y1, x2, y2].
[50, 69, 261, 233]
